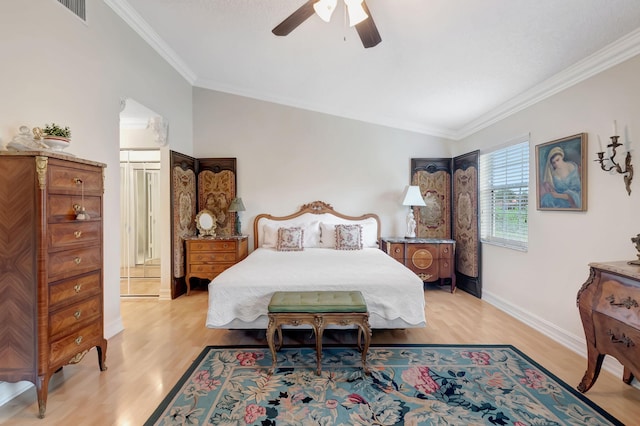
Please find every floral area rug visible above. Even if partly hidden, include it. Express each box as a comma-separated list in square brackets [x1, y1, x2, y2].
[144, 344, 622, 425]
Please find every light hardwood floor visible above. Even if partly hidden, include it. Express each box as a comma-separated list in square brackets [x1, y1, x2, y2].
[1, 288, 639, 425]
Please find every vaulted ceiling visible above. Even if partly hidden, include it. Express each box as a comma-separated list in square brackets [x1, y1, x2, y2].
[110, 0, 640, 139]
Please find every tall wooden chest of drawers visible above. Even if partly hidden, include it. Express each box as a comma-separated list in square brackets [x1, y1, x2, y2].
[577, 261, 640, 392]
[185, 236, 248, 295]
[0, 152, 107, 418]
[381, 237, 456, 292]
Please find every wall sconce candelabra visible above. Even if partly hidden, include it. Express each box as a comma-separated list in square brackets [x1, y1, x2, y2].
[595, 122, 633, 195]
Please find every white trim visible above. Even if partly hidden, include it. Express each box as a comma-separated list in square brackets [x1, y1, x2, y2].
[0, 382, 33, 407]
[103, 0, 196, 84]
[104, 317, 124, 340]
[193, 77, 457, 139]
[103, 2, 640, 139]
[482, 289, 626, 380]
[456, 28, 640, 140]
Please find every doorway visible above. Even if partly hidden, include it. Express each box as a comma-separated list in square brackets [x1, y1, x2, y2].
[120, 150, 161, 296]
[119, 98, 165, 297]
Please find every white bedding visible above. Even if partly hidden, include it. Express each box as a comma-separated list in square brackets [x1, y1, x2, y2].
[206, 247, 426, 329]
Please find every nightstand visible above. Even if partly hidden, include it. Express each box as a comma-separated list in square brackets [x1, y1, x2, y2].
[381, 237, 456, 292]
[184, 235, 248, 295]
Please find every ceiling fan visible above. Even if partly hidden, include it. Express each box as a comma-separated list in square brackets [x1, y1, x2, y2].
[272, 0, 382, 48]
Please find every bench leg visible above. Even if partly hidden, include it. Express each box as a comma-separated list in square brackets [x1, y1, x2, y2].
[266, 315, 278, 374]
[357, 319, 372, 375]
[314, 315, 325, 375]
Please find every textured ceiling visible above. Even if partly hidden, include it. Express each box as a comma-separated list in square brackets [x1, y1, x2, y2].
[113, 0, 640, 139]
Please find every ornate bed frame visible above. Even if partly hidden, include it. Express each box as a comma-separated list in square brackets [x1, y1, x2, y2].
[252, 201, 381, 250]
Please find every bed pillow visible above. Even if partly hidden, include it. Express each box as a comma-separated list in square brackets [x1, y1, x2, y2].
[319, 222, 337, 248]
[302, 221, 321, 248]
[276, 226, 304, 251]
[262, 224, 279, 248]
[335, 224, 363, 250]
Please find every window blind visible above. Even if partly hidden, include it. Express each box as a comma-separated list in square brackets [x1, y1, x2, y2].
[480, 140, 529, 250]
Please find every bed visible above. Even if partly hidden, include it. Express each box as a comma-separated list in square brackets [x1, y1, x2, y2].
[206, 201, 427, 329]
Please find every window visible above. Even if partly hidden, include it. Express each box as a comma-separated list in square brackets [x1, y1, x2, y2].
[480, 138, 529, 251]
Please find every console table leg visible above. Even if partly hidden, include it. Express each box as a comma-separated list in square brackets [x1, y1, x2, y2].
[577, 346, 604, 393]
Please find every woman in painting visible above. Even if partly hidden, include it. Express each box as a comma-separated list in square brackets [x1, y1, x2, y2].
[540, 146, 581, 209]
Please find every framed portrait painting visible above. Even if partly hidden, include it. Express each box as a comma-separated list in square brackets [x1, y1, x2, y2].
[536, 133, 587, 211]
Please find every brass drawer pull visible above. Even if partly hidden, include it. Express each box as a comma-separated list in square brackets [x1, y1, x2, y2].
[74, 230, 82, 239]
[74, 178, 83, 185]
[74, 257, 82, 265]
[74, 284, 82, 293]
[74, 310, 82, 320]
[605, 294, 639, 309]
[75, 336, 83, 345]
[607, 330, 635, 348]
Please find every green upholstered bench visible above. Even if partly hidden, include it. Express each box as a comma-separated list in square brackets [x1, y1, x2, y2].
[266, 290, 371, 375]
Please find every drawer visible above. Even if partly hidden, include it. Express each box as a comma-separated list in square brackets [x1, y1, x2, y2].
[384, 242, 404, 260]
[48, 246, 102, 281]
[49, 272, 101, 307]
[188, 240, 238, 252]
[407, 245, 438, 269]
[439, 243, 453, 258]
[48, 194, 102, 222]
[593, 312, 640, 375]
[439, 258, 453, 276]
[188, 251, 238, 263]
[409, 263, 439, 282]
[189, 263, 233, 275]
[49, 221, 101, 250]
[49, 320, 102, 367]
[50, 295, 101, 338]
[594, 279, 640, 329]
[48, 162, 102, 194]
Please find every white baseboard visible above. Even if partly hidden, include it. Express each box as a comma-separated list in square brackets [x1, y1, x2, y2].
[482, 289, 626, 379]
[0, 317, 125, 408]
[105, 316, 125, 340]
[0, 381, 33, 407]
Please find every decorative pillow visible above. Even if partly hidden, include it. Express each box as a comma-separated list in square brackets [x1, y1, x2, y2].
[276, 227, 304, 251]
[335, 224, 363, 250]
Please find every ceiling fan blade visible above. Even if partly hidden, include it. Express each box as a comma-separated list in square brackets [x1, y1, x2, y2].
[272, 0, 317, 36]
[354, 0, 381, 48]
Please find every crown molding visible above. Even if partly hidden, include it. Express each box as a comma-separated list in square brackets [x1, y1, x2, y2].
[194, 77, 456, 139]
[104, 1, 640, 141]
[104, 0, 197, 84]
[455, 28, 640, 140]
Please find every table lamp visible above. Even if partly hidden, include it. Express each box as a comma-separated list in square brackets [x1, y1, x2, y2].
[228, 197, 246, 236]
[402, 185, 426, 238]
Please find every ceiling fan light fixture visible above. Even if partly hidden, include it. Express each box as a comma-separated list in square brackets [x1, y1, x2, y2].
[344, 0, 368, 26]
[313, 0, 337, 22]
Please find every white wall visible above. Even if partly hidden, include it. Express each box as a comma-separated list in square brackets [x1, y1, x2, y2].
[0, 0, 193, 404]
[193, 88, 453, 247]
[454, 54, 640, 365]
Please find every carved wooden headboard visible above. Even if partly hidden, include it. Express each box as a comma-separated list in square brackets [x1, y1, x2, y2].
[252, 201, 380, 250]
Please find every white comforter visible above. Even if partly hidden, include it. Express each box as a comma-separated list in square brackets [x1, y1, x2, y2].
[206, 248, 426, 329]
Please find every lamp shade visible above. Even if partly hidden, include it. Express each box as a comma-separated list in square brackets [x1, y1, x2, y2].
[344, 0, 368, 26]
[313, 0, 337, 22]
[401, 185, 426, 207]
[228, 197, 246, 212]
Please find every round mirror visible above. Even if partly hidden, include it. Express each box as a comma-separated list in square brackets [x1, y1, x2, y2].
[195, 209, 217, 236]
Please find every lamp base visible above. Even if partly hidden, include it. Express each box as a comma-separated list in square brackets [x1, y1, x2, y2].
[405, 208, 417, 239]
[234, 212, 242, 236]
